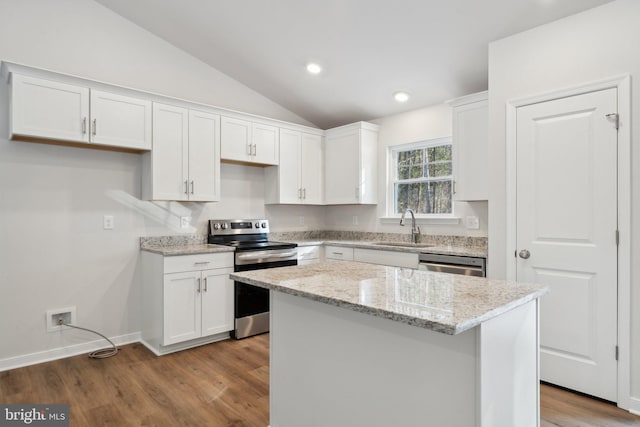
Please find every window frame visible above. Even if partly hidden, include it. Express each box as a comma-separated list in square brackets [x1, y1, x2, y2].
[386, 136, 454, 218]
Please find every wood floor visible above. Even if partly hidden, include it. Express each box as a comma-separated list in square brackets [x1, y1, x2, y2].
[1, 335, 638, 426]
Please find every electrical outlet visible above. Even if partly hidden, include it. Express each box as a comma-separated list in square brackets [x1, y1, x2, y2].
[352, 215, 359, 226]
[103, 215, 114, 230]
[465, 216, 480, 230]
[46, 307, 76, 332]
[299, 216, 305, 226]
[180, 216, 191, 228]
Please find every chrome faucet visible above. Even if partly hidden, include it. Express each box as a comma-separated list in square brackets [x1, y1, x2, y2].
[399, 208, 420, 244]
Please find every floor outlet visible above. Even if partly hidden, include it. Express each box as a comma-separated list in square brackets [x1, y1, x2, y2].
[46, 307, 77, 332]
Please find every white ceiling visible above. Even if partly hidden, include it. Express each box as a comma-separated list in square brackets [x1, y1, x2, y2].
[95, 0, 614, 129]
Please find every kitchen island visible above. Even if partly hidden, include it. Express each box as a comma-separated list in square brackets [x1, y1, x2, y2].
[231, 261, 548, 427]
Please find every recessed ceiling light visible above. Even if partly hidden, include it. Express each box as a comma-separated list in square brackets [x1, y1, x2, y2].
[394, 91, 410, 103]
[306, 63, 322, 75]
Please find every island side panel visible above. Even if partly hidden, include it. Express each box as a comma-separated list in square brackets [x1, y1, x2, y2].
[478, 300, 539, 427]
[270, 291, 478, 427]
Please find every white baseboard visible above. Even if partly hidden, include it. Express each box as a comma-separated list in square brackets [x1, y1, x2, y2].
[0, 331, 141, 372]
[629, 397, 640, 416]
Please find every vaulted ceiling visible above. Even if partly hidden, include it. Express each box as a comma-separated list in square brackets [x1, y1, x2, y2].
[96, 0, 614, 129]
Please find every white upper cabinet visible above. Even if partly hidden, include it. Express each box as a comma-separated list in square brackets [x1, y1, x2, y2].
[9, 73, 151, 150]
[324, 121, 378, 205]
[89, 90, 152, 150]
[220, 116, 279, 165]
[10, 74, 89, 143]
[143, 103, 220, 202]
[265, 129, 323, 204]
[448, 91, 488, 201]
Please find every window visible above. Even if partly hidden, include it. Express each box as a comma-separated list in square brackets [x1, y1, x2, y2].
[389, 137, 453, 215]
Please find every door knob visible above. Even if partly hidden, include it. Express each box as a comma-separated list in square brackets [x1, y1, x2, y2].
[519, 249, 531, 259]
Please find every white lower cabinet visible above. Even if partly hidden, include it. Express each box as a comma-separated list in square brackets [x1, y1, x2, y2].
[141, 251, 234, 355]
[324, 246, 354, 261]
[353, 248, 419, 269]
[298, 245, 321, 265]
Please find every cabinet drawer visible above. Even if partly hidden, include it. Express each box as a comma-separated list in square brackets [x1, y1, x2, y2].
[164, 252, 233, 274]
[325, 246, 354, 261]
[353, 248, 419, 269]
[298, 245, 320, 262]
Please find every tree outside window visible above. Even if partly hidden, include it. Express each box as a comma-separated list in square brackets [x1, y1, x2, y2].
[391, 138, 453, 215]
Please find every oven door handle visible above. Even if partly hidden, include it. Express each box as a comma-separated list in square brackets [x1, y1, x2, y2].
[237, 251, 297, 261]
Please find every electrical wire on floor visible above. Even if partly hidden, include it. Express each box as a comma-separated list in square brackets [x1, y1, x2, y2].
[61, 321, 119, 359]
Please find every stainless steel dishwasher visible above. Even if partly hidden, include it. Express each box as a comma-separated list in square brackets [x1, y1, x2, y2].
[418, 253, 486, 277]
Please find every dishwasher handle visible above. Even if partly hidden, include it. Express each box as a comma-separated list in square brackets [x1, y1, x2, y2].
[418, 261, 485, 277]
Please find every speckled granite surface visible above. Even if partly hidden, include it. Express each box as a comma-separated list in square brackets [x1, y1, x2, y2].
[140, 235, 234, 256]
[231, 261, 546, 335]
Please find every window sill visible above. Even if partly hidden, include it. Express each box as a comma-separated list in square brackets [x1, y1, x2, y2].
[379, 216, 461, 225]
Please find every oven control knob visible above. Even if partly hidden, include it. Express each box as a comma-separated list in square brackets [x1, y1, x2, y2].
[221, 223, 228, 230]
[255, 222, 260, 228]
[261, 222, 267, 228]
[213, 223, 220, 230]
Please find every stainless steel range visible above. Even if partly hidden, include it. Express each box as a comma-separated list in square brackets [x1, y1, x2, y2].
[208, 219, 297, 339]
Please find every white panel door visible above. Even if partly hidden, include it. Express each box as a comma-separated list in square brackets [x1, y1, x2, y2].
[220, 116, 251, 162]
[11, 74, 89, 142]
[188, 110, 220, 202]
[200, 268, 234, 337]
[278, 129, 302, 203]
[90, 90, 151, 150]
[301, 133, 323, 204]
[163, 271, 201, 345]
[252, 123, 279, 165]
[516, 88, 618, 401]
[152, 103, 189, 201]
[324, 131, 359, 204]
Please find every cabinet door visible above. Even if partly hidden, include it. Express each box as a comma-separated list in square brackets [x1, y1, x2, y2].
[200, 268, 234, 336]
[278, 129, 301, 203]
[90, 90, 151, 150]
[10, 74, 89, 143]
[324, 131, 359, 204]
[163, 271, 202, 345]
[300, 133, 323, 204]
[220, 116, 251, 162]
[151, 103, 189, 201]
[189, 110, 220, 202]
[252, 123, 279, 165]
[452, 99, 488, 201]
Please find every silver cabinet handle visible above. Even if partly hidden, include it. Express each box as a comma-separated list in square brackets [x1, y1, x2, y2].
[184, 180, 189, 195]
[203, 277, 208, 292]
[197, 277, 201, 293]
[332, 252, 343, 256]
[303, 188, 306, 199]
[298, 188, 302, 199]
[252, 144, 257, 156]
[92, 119, 97, 136]
[82, 117, 87, 134]
[453, 180, 457, 195]
[194, 261, 210, 265]
[190, 180, 194, 194]
[519, 249, 531, 259]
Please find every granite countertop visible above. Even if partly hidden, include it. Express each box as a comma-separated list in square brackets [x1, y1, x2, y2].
[290, 240, 487, 258]
[230, 261, 547, 335]
[140, 243, 234, 255]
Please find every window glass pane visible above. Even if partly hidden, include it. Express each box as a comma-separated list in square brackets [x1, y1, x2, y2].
[398, 166, 410, 180]
[427, 181, 452, 214]
[428, 162, 452, 177]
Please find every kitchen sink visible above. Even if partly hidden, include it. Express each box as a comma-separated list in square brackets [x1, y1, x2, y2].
[371, 242, 434, 248]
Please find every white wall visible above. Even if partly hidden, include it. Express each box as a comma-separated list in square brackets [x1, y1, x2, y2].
[323, 104, 489, 237]
[0, 0, 316, 363]
[487, 0, 640, 404]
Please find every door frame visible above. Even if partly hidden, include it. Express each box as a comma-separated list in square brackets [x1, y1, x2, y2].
[504, 75, 631, 409]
